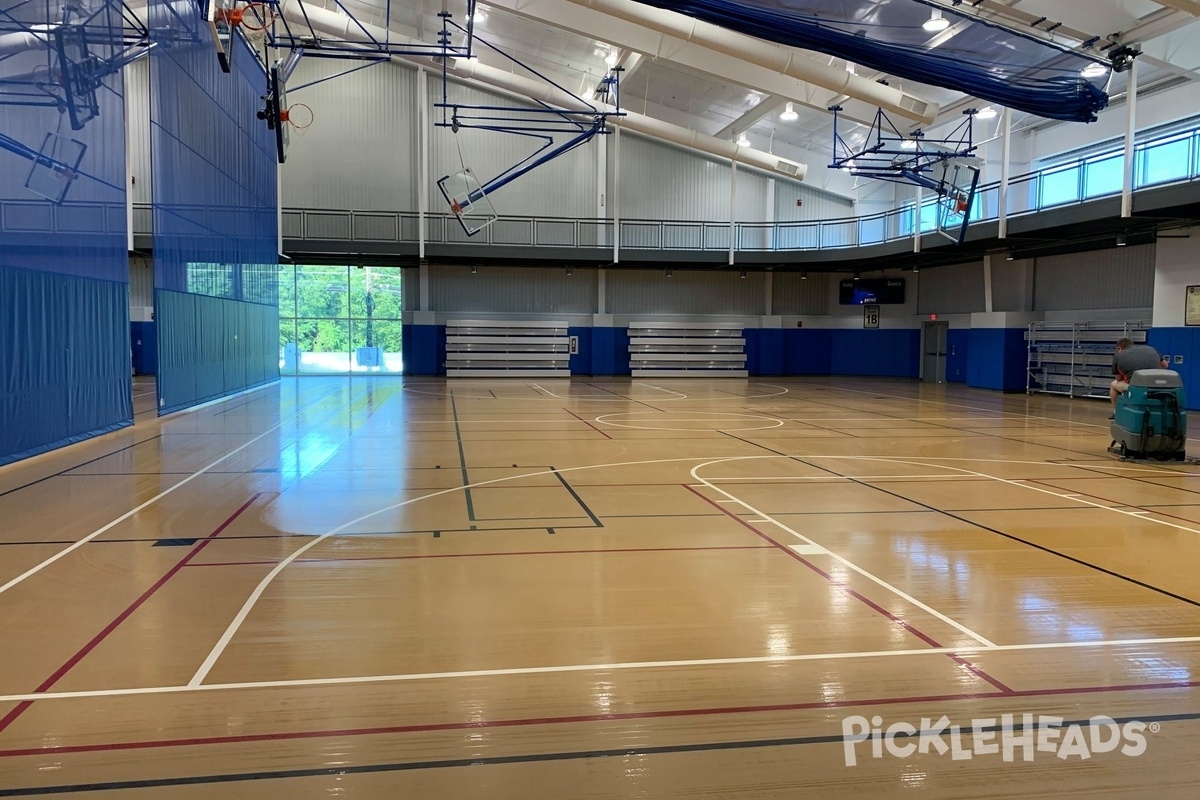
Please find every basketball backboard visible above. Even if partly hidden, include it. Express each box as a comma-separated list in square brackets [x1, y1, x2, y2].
[934, 161, 980, 245]
[270, 64, 288, 163]
[24, 133, 86, 204]
[53, 24, 101, 130]
[207, 0, 237, 73]
[438, 168, 498, 236]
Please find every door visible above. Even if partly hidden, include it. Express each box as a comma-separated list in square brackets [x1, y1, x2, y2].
[922, 321, 949, 383]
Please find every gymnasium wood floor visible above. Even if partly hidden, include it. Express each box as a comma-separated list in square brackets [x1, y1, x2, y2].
[2, 375, 1200, 798]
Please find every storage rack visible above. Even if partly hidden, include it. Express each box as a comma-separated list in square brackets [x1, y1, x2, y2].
[1026, 321, 1150, 398]
[628, 322, 747, 377]
[445, 320, 570, 377]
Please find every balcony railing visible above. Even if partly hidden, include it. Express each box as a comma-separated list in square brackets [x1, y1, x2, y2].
[128, 122, 1200, 253]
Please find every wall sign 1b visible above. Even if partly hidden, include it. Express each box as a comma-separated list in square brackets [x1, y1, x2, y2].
[863, 305, 880, 329]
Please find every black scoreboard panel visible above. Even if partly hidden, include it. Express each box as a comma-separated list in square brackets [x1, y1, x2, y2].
[839, 278, 905, 305]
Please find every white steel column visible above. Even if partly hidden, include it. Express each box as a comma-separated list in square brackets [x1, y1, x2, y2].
[729, 159, 737, 265]
[1122, 60, 1138, 219]
[596, 131, 607, 224]
[417, 67, 429, 258]
[613, 126, 621, 263]
[913, 186, 922, 253]
[998, 106, 1011, 239]
[419, 261, 430, 312]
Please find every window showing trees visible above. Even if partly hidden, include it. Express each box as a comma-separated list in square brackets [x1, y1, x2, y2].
[279, 265, 403, 375]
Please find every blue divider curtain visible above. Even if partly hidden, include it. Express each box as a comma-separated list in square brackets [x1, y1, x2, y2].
[149, 0, 279, 415]
[0, 0, 131, 465]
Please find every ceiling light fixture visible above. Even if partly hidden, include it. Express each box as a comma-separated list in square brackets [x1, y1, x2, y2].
[901, 138, 917, 150]
[1117, 234, 1128, 246]
[605, 51, 618, 68]
[666, 268, 673, 278]
[800, 271, 807, 281]
[780, 102, 798, 122]
[923, 8, 950, 32]
[740, 269, 747, 279]
[737, 132, 750, 147]
[470, 264, 478, 274]
[976, 106, 997, 120]
[1081, 62, 1108, 78]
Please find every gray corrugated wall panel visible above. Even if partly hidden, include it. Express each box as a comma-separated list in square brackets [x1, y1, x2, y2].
[429, 82, 597, 220]
[773, 180, 855, 222]
[125, 59, 152, 205]
[772, 272, 830, 315]
[735, 169, 770, 222]
[608, 270, 765, 315]
[1033, 244, 1156, 311]
[403, 267, 420, 312]
[281, 61, 416, 212]
[129, 256, 154, 308]
[429, 266, 597, 314]
[918, 262, 986, 315]
[614, 134, 732, 222]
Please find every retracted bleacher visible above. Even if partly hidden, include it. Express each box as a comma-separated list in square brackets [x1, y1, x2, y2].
[628, 322, 747, 377]
[445, 319, 570, 377]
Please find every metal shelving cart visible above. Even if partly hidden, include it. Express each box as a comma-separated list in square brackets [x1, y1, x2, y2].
[1026, 321, 1151, 398]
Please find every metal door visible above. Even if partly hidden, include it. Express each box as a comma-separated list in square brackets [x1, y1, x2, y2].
[922, 321, 949, 383]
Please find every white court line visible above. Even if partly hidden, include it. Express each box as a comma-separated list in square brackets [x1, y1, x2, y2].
[594, 411, 785, 433]
[0, 387, 340, 597]
[637, 382, 690, 399]
[703, 474, 982, 482]
[10, 635, 1200, 705]
[691, 459, 998, 649]
[188, 452, 1200, 687]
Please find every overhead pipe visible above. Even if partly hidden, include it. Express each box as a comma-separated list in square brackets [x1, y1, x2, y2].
[280, 0, 807, 180]
[560, 0, 939, 126]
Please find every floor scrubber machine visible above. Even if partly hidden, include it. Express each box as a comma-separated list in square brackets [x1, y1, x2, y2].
[1108, 369, 1188, 460]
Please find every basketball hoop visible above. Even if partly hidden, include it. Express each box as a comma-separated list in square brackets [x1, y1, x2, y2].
[280, 103, 314, 134]
[217, 1, 274, 30]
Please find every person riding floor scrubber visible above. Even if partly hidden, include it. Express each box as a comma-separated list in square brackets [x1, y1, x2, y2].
[1108, 338, 1187, 460]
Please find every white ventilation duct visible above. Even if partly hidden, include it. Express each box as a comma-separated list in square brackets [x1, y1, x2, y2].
[561, 0, 938, 126]
[280, 0, 807, 180]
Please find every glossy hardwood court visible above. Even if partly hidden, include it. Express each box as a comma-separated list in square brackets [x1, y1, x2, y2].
[2, 376, 1200, 798]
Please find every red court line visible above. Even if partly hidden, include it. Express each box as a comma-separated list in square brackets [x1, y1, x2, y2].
[1, 678, 1198, 759]
[562, 408, 613, 439]
[183, 544, 779, 569]
[0, 493, 264, 736]
[681, 483, 1014, 695]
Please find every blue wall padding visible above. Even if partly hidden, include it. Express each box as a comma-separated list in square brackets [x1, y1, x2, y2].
[967, 328, 1028, 391]
[590, 328, 617, 375]
[947, 329, 969, 383]
[782, 329, 833, 374]
[829, 330, 921, 377]
[745, 329, 784, 376]
[149, 0, 279, 414]
[403, 325, 446, 375]
[156, 291, 278, 415]
[568, 327, 592, 374]
[1148, 328, 1199, 411]
[0, 0, 129, 465]
[0, 269, 132, 466]
[131, 322, 158, 375]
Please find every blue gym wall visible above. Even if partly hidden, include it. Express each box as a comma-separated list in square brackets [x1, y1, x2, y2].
[1148, 328, 1200, 411]
[149, 0, 279, 414]
[0, 0, 131, 466]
